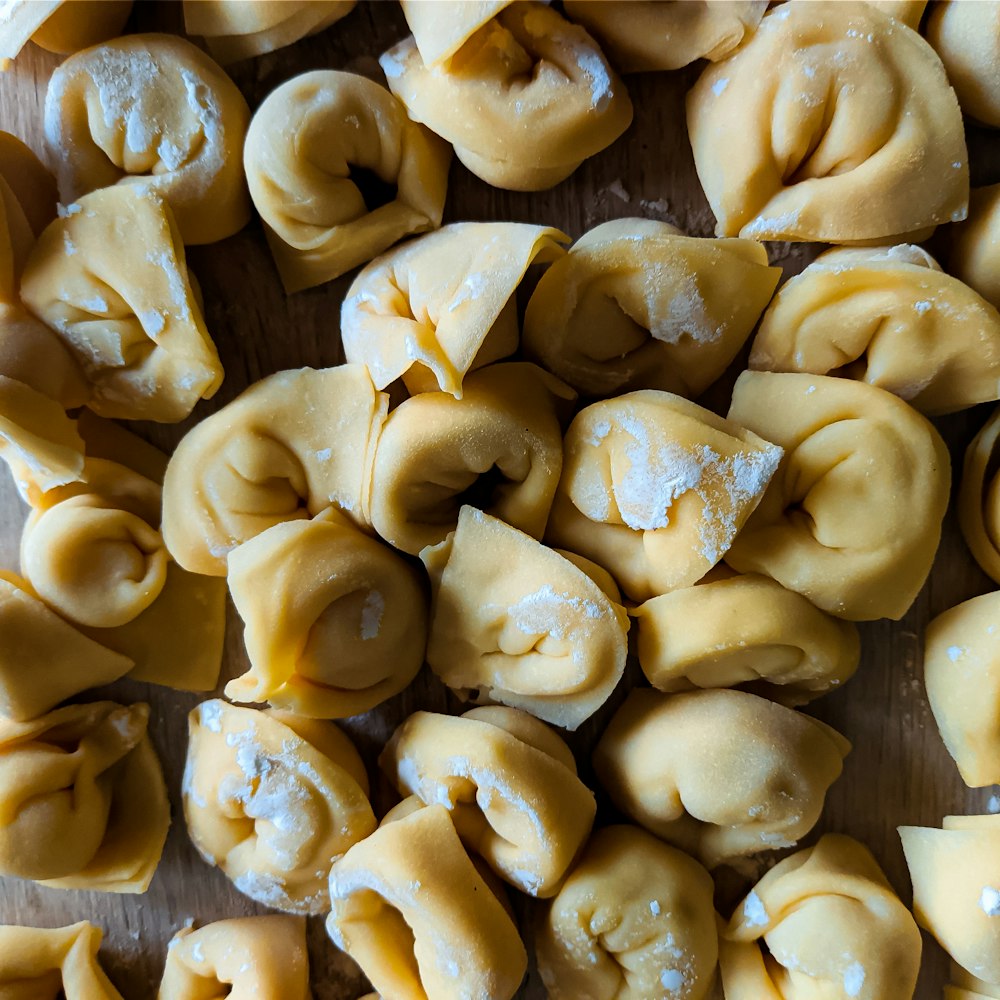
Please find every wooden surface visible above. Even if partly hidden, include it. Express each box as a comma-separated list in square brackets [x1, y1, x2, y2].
[1, 3, 999, 997]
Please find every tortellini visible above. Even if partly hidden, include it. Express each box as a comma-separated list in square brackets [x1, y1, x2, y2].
[950, 185, 1000, 311]
[369, 363, 570, 555]
[327, 802, 527, 1000]
[162, 365, 388, 575]
[342, 222, 567, 397]
[722, 834, 922, 1000]
[381, 2, 633, 191]
[244, 70, 450, 293]
[960, 405, 1000, 584]
[158, 916, 310, 1000]
[535, 825, 718, 1000]
[633, 569, 860, 705]
[0, 1, 131, 69]
[687, 2, 968, 243]
[593, 688, 850, 867]
[398, 0, 513, 65]
[0, 700, 169, 892]
[750, 244, 1000, 415]
[183, 700, 376, 914]
[522, 218, 779, 399]
[725, 371, 951, 620]
[546, 389, 783, 603]
[927, 1, 1000, 127]
[421, 507, 628, 730]
[380, 707, 596, 896]
[225, 506, 428, 718]
[44, 33, 251, 245]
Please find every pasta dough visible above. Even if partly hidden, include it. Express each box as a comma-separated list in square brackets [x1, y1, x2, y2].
[342, 222, 567, 397]
[0, 700, 168, 892]
[225, 506, 427, 718]
[593, 688, 849, 867]
[44, 33, 251, 245]
[162, 365, 388, 575]
[244, 70, 450, 293]
[546, 389, 783, 603]
[327, 802, 527, 1000]
[381, 3, 633, 191]
[0, 1, 131, 69]
[950, 185, 1000, 311]
[750, 244, 1000, 415]
[687, 2, 968, 243]
[421, 507, 628, 730]
[183, 700, 375, 914]
[399, 0, 513, 65]
[949, 968, 1000, 1000]
[927, 1, 1000, 127]
[961, 405, 1000, 584]
[725, 371, 951, 620]
[369, 363, 570, 555]
[722, 833, 921, 999]
[522, 218, 779, 399]
[535, 824, 718, 1000]
[380, 707, 596, 896]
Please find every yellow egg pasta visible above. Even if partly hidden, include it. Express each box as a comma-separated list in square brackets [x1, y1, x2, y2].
[927, 1, 1000, 127]
[0, 1, 130, 69]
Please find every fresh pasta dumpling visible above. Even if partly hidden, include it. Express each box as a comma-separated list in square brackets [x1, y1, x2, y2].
[44, 33, 250, 245]
[546, 389, 783, 603]
[535, 825, 718, 1000]
[522, 218, 779, 399]
[183, 700, 376, 914]
[399, 0, 513, 65]
[927, 1, 1000, 127]
[381, 2, 633, 191]
[722, 834, 922, 1000]
[949, 967, 1000, 999]
[370, 363, 571, 555]
[422, 507, 628, 730]
[342, 222, 567, 397]
[327, 802, 527, 1000]
[865, 0, 928, 29]
[0, 700, 168, 892]
[950, 185, 1000, 311]
[244, 70, 450, 293]
[726, 371, 950, 620]
[750, 244, 1000, 415]
[961, 405, 1000, 584]
[593, 688, 849, 867]
[225, 506, 428, 718]
[687, 2, 968, 243]
[162, 365, 388, 575]
[0, 1, 131, 69]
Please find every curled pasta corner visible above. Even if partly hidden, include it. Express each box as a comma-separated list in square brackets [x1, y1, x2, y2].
[960, 405, 1000, 585]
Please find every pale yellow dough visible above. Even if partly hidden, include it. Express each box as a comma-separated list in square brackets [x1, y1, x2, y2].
[687, 2, 968, 243]
[399, 0, 513, 65]
[535, 825, 718, 1000]
[927, 1, 1000, 127]
[950, 967, 1000, 1000]
[0, 1, 131, 69]
[860, 0, 927, 29]
[244, 70, 450, 293]
[0, 700, 168, 892]
[950, 184, 1000, 312]
[183, 700, 376, 914]
[381, 2, 633, 191]
[751, 244, 1000, 415]
[225, 506, 427, 718]
[726, 371, 950, 620]
[326, 802, 527, 1000]
[546, 389, 783, 603]
[593, 688, 849, 867]
[342, 222, 567, 397]
[722, 834, 921, 999]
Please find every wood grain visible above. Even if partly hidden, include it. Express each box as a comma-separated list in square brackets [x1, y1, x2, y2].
[1, 3, 998, 997]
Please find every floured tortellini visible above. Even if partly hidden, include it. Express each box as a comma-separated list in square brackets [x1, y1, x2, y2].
[44, 33, 250, 245]
[342, 222, 567, 397]
[722, 834, 921, 999]
[381, 2, 633, 191]
[380, 707, 596, 896]
[0, 700, 168, 892]
[522, 218, 779, 399]
[535, 824, 718, 1000]
[960, 405, 1000, 584]
[950, 185, 1000, 311]
[546, 389, 782, 603]
[0, 1, 131, 69]
[927, 2, 1000, 127]
[327, 801, 527, 1000]
[726, 371, 950, 620]
[244, 70, 450, 293]
[687, 2, 968, 243]
[159, 916, 310, 1000]
[184, 700, 376, 914]
[750, 244, 1000, 415]
[370, 363, 570, 555]
[593, 688, 849, 867]
[634, 569, 860, 705]
[225, 506, 427, 718]
[421, 507, 628, 730]
[162, 365, 388, 575]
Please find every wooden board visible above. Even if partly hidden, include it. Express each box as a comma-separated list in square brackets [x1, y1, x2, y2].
[1, 3, 999, 997]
